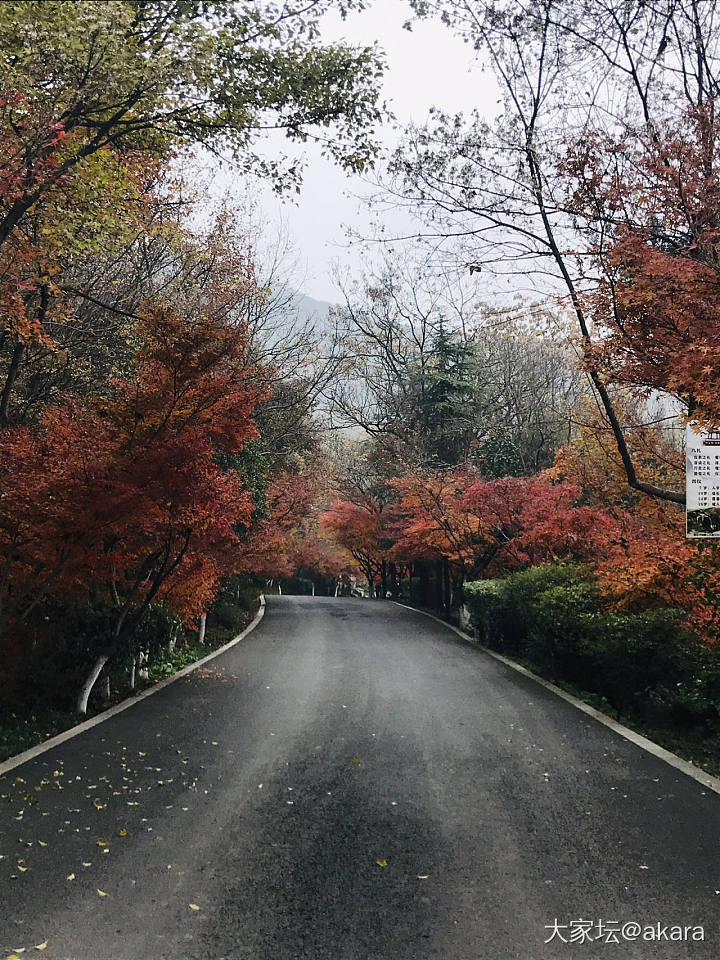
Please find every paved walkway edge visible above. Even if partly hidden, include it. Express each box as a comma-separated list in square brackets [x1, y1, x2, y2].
[0, 596, 266, 777]
[393, 600, 720, 796]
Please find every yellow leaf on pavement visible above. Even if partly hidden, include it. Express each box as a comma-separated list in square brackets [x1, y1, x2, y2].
[376, 859, 387, 867]
[189, 903, 200, 911]
[66, 873, 75, 881]
[97, 889, 107, 897]
[35, 944, 48, 951]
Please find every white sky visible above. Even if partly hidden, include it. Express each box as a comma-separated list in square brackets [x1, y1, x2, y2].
[210, 0, 499, 303]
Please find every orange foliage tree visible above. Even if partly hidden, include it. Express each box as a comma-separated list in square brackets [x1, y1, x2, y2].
[0, 302, 266, 710]
[393, 467, 622, 584]
[322, 491, 399, 598]
[548, 401, 720, 642]
[567, 104, 720, 430]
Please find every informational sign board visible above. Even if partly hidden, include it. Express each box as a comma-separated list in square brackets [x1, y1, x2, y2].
[686, 423, 720, 537]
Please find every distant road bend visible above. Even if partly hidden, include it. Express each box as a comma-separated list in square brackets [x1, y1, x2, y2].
[1, 596, 719, 959]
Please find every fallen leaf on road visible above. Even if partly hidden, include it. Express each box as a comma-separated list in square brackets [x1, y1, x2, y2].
[189, 903, 200, 911]
[82, 862, 92, 867]
[119, 828, 128, 837]
[417, 875, 429, 879]
[66, 874, 75, 881]
[639, 865, 649, 870]
[97, 889, 107, 897]
[96, 840, 108, 847]
[35, 944, 48, 951]
[352, 757, 361, 764]
[37, 842, 47, 848]
[376, 859, 387, 867]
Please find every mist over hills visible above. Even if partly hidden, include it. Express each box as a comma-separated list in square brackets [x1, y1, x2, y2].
[292, 291, 335, 330]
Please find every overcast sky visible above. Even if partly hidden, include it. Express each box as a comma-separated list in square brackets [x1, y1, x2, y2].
[210, 0, 499, 303]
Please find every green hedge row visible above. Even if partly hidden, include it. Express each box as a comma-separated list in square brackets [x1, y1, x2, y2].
[464, 564, 720, 733]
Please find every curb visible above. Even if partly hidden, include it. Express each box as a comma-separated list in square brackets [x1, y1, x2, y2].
[393, 601, 720, 797]
[0, 596, 266, 778]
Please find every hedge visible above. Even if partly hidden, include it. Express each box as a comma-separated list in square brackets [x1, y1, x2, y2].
[464, 563, 720, 732]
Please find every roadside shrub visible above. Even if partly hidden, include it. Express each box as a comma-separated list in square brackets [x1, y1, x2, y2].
[465, 563, 593, 655]
[204, 575, 261, 645]
[464, 580, 506, 648]
[525, 581, 601, 677]
[464, 563, 710, 728]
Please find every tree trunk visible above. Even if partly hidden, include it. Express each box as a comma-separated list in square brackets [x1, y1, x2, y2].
[138, 650, 148, 681]
[129, 656, 136, 691]
[77, 654, 109, 715]
[0, 340, 24, 425]
[103, 674, 111, 701]
[198, 613, 207, 645]
[434, 559, 443, 614]
[442, 557, 451, 621]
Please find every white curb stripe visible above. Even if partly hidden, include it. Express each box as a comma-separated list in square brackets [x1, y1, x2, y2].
[393, 601, 720, 796]
[0, 596, 266, 777]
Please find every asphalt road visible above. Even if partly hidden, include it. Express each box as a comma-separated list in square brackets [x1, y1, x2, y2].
[1, 596, 719, 960]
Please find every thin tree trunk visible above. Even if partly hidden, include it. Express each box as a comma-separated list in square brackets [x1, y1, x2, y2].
[129, 656, 136, 691]
[0, 340, 24, 425]
[434, 559, 443, 614]
[77, 654, 109, 715]
[198, 613, 206, 645]
[442, 557, 451, 621]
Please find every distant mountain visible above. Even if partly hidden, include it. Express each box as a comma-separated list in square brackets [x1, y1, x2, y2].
[292, 292, 335, 329]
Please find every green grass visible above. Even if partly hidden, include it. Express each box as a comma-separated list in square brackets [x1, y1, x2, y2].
[0, 708, 72, 764]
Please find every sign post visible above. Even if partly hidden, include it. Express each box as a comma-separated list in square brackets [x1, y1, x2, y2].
[686, 423, 720, 537]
